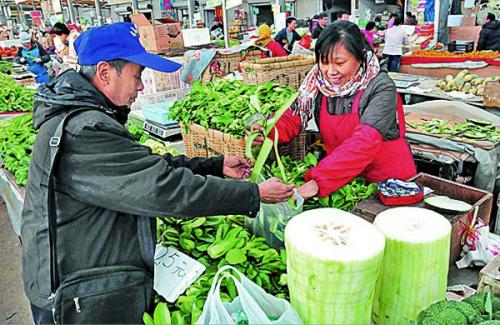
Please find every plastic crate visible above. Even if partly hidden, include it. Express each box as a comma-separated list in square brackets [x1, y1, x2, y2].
[143, 102, 177, 126]
[131, 88, 189, 111]
[447, 40, 474, 53]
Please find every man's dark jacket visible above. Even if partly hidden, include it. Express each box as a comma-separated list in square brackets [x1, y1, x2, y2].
[274, 28, 301, 53]
[21, 69, 260, 309]
[477, 20, 500, 51]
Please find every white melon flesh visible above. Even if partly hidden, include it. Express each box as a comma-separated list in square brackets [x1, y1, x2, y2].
[285, 208, 386, 325]
[372, 207, 451, 324]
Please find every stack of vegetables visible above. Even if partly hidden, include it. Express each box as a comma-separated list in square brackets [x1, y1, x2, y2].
[169, 80, 296, 137]
[0, 61, 13, 74]
[417, 292, 500, 324]
[373, 207, 451, 324]
[0, 114, 37, 186]
[285, 208, 386, 324]
[407, 118, 500, 143]
[435, 70, 498, 96]
[0, 73, 35, 112]
[0, 46, 17, 58]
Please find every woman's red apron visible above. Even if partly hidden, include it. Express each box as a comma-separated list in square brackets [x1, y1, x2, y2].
[318, 90, 416, 183]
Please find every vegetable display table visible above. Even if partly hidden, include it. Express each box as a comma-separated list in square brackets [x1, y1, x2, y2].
[353, 173, 493, 263]
[0, 167, 24, 236]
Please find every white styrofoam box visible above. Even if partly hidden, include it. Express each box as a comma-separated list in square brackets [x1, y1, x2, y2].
[447, 15, 464, 27]
[131, 88, 190, 111]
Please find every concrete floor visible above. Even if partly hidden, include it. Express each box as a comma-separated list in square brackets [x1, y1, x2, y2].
[0, 201, 32, 324]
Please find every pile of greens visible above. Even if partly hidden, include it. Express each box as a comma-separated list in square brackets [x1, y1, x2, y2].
[149, 216, 288, 324]
[416, 292, 500, 324]
[262, 153, 378, 212]
[0, 61, 13, 74]
[169, 80, 296, 137]
[0, 73, 35, 112]
[126, 122, 150, 144]
[407, 119, 500, 143]
[0, 114, 37, 186]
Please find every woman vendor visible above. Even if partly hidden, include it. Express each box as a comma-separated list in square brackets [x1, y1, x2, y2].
[252, 21, 416, 200]
[252, 24, 287, 57]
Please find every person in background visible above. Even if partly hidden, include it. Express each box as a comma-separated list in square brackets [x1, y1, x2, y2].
[309, 14, 319, 33]
[15, 32, 51, 84]
[53, 22, 80, 72]
[333, 10, 350, 21]
[312, 12, 328, 39]
[41, 31, 55, 53]
[382, 16, 409, 72]
[275, 17, 302, 54]
[210, 17, 223, 39]
[362, 21, 377, 47]
[387, 13, 399, 29]
[251, 21, 416, 201]
[406, 11, 417, 25]
[253, 24, 287, 57]
[477, 13, 500, 51]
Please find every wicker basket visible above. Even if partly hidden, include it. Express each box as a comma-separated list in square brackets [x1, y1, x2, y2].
[200, 50, 264, 83]
[182, 122, 306, 161]
[240, 55, 315, 89]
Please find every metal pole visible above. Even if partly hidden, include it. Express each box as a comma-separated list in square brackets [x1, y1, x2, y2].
[16, 3, 26, 28]
[67, 0, 76, 23]
[222, 0, 229, 48]
[187, 0, 194, 27]
[131, 0, 139, 12]
[94, 0, 103, 25]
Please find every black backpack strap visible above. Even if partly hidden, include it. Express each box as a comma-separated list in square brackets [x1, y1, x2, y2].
[46, 108, 154, 296]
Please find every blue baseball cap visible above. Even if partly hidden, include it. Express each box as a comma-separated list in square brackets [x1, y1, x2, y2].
[74, 22, 181, 73]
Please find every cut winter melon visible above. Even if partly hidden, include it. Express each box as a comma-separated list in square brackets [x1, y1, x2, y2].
[285, 208, 386, 324]
[424, 195, 473, 214]
[372, 207, 451, 324]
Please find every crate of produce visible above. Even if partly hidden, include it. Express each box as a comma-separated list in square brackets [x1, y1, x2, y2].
[182, 122, 306, 160]
[447, 40, 474, 54]
[484, 80, 500, 108]
[240, 55, 315, 89]
[199, 49, 265, 83]
[353, 173, 493, 263]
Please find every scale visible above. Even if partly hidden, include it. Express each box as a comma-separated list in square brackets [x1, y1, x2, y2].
[143, 120, 182, 140]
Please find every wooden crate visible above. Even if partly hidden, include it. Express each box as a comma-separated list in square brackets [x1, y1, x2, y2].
[477, 255, 500, 296]
[181, 122, 306, 160]
[484, 81, 500, 108]
[353, 173, 494, 263]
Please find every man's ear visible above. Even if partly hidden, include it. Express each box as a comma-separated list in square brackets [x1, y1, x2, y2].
[96, 61, 112, 84]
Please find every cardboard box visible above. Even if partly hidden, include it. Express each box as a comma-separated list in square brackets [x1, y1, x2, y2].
[462, 15, 477, 26]
[131, 14, 183, 53]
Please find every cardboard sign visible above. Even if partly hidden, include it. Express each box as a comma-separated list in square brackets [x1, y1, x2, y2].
[181, 28, 211, 47]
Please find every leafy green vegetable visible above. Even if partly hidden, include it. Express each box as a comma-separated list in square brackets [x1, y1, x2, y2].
[0, 114, 37, 186]
[169, 80, 296, 137]
[0, 73, 35, 112]
[126, 122, 150, 144]
[410, 118, 500, 143]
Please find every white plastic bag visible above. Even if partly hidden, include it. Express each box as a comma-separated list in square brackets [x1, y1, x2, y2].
[245, 191, 303, 249]
[196, 266, 303, 325]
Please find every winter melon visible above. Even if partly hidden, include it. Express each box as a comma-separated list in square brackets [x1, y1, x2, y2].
[372, 207, 451, 324]
[285, 208, 385, 324]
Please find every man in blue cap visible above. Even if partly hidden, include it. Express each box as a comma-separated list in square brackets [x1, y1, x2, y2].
[21, 23, 294, 324]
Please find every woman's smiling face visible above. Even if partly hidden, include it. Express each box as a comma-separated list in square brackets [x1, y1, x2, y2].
[318, 43, 362, 87]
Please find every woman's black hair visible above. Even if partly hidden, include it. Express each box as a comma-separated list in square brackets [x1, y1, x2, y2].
[315, 21, 370, 65]
[365, 21, 376, 31]
[52, 22, 70, 36]
[393, 16, 402, 26]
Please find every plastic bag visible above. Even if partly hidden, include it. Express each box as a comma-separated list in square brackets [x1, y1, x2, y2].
[196, 265, 303, 325]
[245, 191, 303, 249]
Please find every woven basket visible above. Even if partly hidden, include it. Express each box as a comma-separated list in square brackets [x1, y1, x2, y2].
[200, 50, 264, 83]
[240, 55, 315, 89]
[182, 122, 306, 161]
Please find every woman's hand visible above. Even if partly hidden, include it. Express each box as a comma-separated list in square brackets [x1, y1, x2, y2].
[247, 123, 265, 146]
[297, 180, 319, 201]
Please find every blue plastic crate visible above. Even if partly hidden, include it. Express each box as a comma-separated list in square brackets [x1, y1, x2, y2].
[143, 102, 177, 126]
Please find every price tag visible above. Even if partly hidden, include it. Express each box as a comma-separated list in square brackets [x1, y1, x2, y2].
[153, 244, 206, 303]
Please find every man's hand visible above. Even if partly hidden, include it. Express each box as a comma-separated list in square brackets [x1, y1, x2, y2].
[223, 156, 252, 179]
[34, 58, 42, 63]
[258, 177, 295, 203]
[297, 180, 319, 201]
[19, 57, 26, 64]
